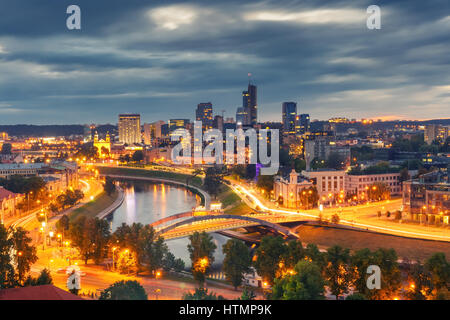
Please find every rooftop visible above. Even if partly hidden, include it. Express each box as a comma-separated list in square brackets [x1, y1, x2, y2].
[0, 285, 83, 300]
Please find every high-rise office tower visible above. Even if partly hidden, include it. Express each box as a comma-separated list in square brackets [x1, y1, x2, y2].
[168, 119, 190, 136]
[282, 102, 297, 134]
[236, 107, 249, 126]
[118, 114, 141, 144]
[297, 114, 311, 135]
[242, 83, 257, 126]
[143, 123, 154, 145]
[196, 102, 213, 130]
[213, 115, 224, 133]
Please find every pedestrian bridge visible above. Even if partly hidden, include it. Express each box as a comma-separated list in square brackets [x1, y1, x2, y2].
[151, 212, 301, 240]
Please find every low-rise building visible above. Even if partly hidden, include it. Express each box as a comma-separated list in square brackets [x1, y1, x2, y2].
[274, 169, 314, 208]
[403, 171, 450, 224]
[302, 169, 346, 197]
[0, 186, 23, 223]
[346, 172, 402, 196]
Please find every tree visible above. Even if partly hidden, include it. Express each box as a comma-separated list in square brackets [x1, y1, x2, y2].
[304, 243, 326, 270]
[68, 216, 110, 265]
[346, 293, 366, 300]
[298, 187, 319, 209]
[116, 250, 138, 274]
[367, 182, 391, 201]
[0, 143, 12, 155]
[399, 167, 410, 182]
[99, 280, 147, 300]
[187, 232, 217, 286]
[425, 253, 450, 291]
[0, 225, 16, 289]
[11, 227, 38, 285]
[90, 218, 111, 264]
[173, 258, 186, 272]
[0, 175, 46, 199]
[0, 225, 37, 288]
[254, 236, 286, 285]
[183, 287, 225, 300]
[222, 239, 252, 290]
[239, 287, 256, 300]
[56, 215, 70, 234]
[202, 167, 223, 198]
[371, 248, 401, 299]
[75, 142, 98, 159]
[331, 214, 340, 224]
[405, 262, 434, 300]
[162, 252, 176, 271]
[282, 240, 304, 270]
[256, 174, 274, 197]
[351, 248, 375, 296]
[327, 152, 345, 170]
[324, 245, 354, 300]
[139, 225, 168, 276]
[163, 252, 185, 272]
[132, 150, 144, 162]
[271, 260, 325, 300]
[24, 268, 53, 286]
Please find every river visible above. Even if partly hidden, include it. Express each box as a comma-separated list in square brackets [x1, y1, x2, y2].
[108, 179, 229, 268]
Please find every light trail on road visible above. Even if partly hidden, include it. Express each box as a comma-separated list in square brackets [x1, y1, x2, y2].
[231, 182, 450, 242]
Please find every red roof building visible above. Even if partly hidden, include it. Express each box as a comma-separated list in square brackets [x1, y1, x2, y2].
[0, 285, 84, 300]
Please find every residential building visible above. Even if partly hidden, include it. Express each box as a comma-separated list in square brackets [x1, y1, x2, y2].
[0, 186, 22, 223]
[403, 171, 450, 224]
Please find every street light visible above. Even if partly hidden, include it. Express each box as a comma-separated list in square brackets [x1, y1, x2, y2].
[112, 247, 117, 271]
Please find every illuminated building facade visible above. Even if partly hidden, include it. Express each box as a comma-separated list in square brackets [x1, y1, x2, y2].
[196, 103, 213, 130]
[93, 132, 111, 158]
[274, 169, 314, 208]
[282, 102, 297, 135]
[118, 114, 141, 145]
[242, 83, 257, 127]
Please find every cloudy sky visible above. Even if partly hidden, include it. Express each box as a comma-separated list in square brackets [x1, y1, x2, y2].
[0, 0, 449, 124]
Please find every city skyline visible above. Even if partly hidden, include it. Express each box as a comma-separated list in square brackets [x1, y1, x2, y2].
[0, 0, 448, 124]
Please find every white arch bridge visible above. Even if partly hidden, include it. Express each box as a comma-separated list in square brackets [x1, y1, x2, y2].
[150, 212, 303, 240]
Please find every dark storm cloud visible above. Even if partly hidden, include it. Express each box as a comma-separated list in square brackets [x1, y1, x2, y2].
[0, 0, 448, 124]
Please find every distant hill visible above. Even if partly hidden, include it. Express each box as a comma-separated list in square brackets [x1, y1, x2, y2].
[0, 124, 119, 137]
[0, 125, 84, 137]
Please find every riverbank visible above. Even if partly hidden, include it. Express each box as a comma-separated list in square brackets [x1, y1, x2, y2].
[295, 224, 450, 261]
[68, 190, 121, 221]
[97, 166, 252, 214]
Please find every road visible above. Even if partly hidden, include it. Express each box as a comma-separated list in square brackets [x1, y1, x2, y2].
[94, 164, 450, 242]
[229, 179, 450, 242]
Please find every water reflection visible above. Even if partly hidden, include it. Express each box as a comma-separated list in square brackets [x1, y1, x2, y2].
[109, 179, 229, 268]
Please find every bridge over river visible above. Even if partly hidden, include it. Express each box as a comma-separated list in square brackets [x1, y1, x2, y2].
[150, 211, 311, 240]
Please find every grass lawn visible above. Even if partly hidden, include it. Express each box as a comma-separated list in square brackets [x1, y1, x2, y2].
[68, 191, 118, 221]
[97, 166, 203, 188]
[295, 224, 450, 261]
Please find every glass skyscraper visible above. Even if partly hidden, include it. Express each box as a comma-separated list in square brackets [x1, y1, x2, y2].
[282, 102, 297, 134]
